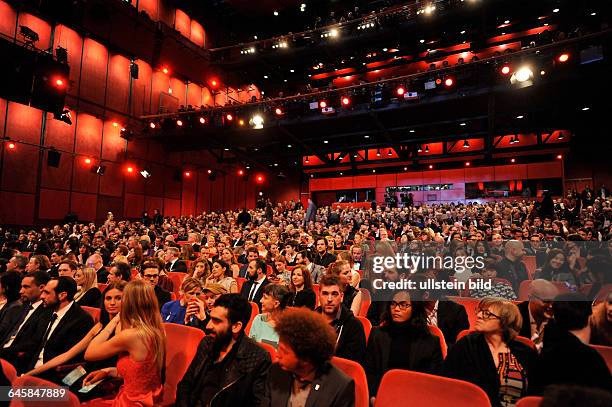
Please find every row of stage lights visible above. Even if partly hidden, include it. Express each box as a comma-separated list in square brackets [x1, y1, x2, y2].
[145, 50, 573, 131]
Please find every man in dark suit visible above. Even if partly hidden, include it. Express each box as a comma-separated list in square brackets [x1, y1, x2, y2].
[26, 276, 94, 382]
[238, 248, 260, 278]
[231, 230, 244, 248]
[164, 247, 187, 272]
[517, 279, 559, 352]
[240, 259, 269, 311]
[0, 271, 51, 372]
[427, 298, 470, 347]
[265, 307, 355, 406]
[139, 261, 172, 310]
[494, 240, 529, 294]
[188, 233, 201, 254]
[313, 238, 336, 268]
[86, 254, 108, 284]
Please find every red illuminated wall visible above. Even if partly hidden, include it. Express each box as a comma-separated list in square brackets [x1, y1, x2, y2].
[0, 1, 256, 225]
[309, 162, 563, 205]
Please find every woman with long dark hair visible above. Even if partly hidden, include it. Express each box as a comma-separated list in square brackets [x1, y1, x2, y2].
[365, 289, 443, 402]
[204, 260, 238, 293]
[288, 265, 316, 310]
[534, 248, 577, 286]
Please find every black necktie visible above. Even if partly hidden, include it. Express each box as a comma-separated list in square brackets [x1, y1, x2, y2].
[37, 312, 58, 356]
[2, 303, 34, 345]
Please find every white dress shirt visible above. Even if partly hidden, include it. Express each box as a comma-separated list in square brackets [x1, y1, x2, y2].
[3, 300, 43, 348]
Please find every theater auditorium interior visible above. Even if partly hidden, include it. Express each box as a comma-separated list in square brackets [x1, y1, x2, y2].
[0, 0, 611, 406]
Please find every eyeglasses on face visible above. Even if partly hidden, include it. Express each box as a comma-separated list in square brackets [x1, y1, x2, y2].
[390, 301, 412, 310]
[476, 308, 501, 320]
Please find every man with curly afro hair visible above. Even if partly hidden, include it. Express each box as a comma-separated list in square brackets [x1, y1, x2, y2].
[263, 307, 355, 406]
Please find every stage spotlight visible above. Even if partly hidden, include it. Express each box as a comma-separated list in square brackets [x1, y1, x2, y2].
[251, 114, 264, 129]
[512, 66, 533, 83]
[465, 162, 471, 166]
[176, 119, 183, 127]
[387, 149, 393, 156]
[444, 77, 454, 87]
[162, 67, 169, 74]
[275, 107, 283, 116]
[54, 78, 65, 87]
[256, 175, 264, 183]
[8, 142, 15, 150]
[225, 114, 233, 122]
[140, 169, 151, 178]
[238, 119, 245, 126]
[417, 145, 423, 153]
[199, 117, 206, 124]
[54, 109, 73, 125]
[501, 65, 511, 75]
[184, 171, 191, 177]
[376, 149, 381, 157]
[341, 96, 350, 106]
[511, 158, 516, 163]
[319, 101, 327, 108]
[127, 166, 134, 174]
[396, 86, 405, 96]
[425, 145, 429, 153]
[149, 122, 156, 129]
[463, 140, 470, 148]
[238, 169, 244, 176]
[84, 158, 92, 164]
[429, 164, 433, 169]
[557, 154, 563, 159]
[557, 53, 569, 63]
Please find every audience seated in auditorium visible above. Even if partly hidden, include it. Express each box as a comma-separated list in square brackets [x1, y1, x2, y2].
[495, 240, 529, 293]
[423, 280, 470, 347]
[107, 262, 132, 283]
[534, 248, 578, 287]
[24, 281, 125, 395]
[539, 384, 612, 407]
[176, 294, 271, 406]
[56, 260, 76, 279]
[590, 291, 612, 346]
[314, 238, 337, 268]
[329, 260, 362, 315]
[6, 254, 27, 275]
[296, 250, 325, 284]
[165, 247, 187, 273]
[249, 284, 291, 347]
[0, 271, 22, 323]
[84, 280, 165, 405]
[161, 277, 203, 325]
[86, 254, 108, 285]
[444, 297, 537, 406]
[266, 307, 355, 407]
[530, 292, 612, 394]
[317, 274, 366, 364]
[365, 289, 443, 400]
[517, 279, 560, 352]
[139, 260, 171, 311]
[288, 265, 316, 310]
[469, 258, 517, 300]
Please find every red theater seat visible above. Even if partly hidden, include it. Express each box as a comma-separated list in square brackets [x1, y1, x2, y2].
[258, 342, 277, 360]
[591, 344, 612, 373]
[516, 396, 543, 407]
[332, 356, 369, 407]
[1, 358, 17, 383]
[428, 325, 448, 359]
[374, 369, 491, 407]
[448, 296, 479, 329]
[236, 277, 246, 292]
[167, 272, 187, 293]
[161, 323, 205, 406]
[244, 301, 259, 336]
[97, 283, 108, 292]
[81, 306, 101, 323]
[358, 288, 371, 317]
[356, 316, 372, 344]
[10, 375, 81, 406]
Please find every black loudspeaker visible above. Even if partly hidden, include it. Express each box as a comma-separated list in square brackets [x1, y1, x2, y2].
[47, 150, 61, 167]
[173, 170, 182, 182]
[130, 62, 139, 79]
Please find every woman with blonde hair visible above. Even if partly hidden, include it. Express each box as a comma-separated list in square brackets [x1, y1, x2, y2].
[74, 265, 101, 307]
[180, 244, 194, 261]
[161, 277, 203, 325]
[84, 280, 166, 406]
[444, 297, 537, 406]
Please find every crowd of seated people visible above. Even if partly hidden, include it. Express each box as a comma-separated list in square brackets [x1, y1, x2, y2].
[0, 193, 611, 405]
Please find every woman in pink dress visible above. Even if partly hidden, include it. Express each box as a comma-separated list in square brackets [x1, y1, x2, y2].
[84, 280, 166, 406]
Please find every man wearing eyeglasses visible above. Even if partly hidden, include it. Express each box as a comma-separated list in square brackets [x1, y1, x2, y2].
[316, 274, 366, 364]
[517, 279, 559, 352]
[139, 261, 171, 310]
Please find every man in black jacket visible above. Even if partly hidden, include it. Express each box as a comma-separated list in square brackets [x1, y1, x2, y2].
[425, 297, 470, 347]
[140, 261, 171, 310]
[530, 293, 612, 394]
[494, 240, 529, 293]
[517, 279, 559, 352]
[240, 259, 270, 311]
[317, 275, 366, 364]
[176, 294, 271, 407]
[164, 247, 187, 272]
[265, 307, 355, 407]
[26, 277, 94, 382]
[313, 238, 336, 268]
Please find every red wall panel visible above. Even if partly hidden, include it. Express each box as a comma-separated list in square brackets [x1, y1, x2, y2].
[124, 163, 146, 195]
[138, 0, 159, 21]
[181, 174, 196, 216]
[375, 174, 396, 188]
[1, 143, 39, 193]
[70, 192, 97, 221]
[169, 78, 187, 106]
[494, 164, 527, 181]
[0, 98, 6, 138]
[80, 39, 108, 106]
[397, 172, 423, 186]
[17, 13, 51, 51]
[145, 196, 164, 215]
[99, 162, 123, 197]
[40, 150, 73, 190]
[151, 72, 170, 114]
[72, 157, 99, 193]
[164, 171, 181, 200]
[143, 163, 165, 197]
[101, 120, 125, 161]
[174, 10, 191, 40]
[124, 193, 145, 218]
[186, 83, 202, 107]
[0, 1, 16, 39]
[465, 166, 494, 182]
[331, 177, 353, 190]
[210, 178, 224, 210]
[164, 198, 181, 217]
[74, 113, 102, 157]
[131, 60, 152, 116]
[38, 189, 70, 220]
[441, 169, 466, 183]
[441, 189, 465, 201]
[5, 102, 43, 144]
[44, 112, 74, 151]
[353, 175, 376, 188]
[0, 192, 35, 225]
[201, 87, 213, 107]
[197, 173, 211, 213]
[106, 55, 130, 113]
[527, 162, 562, 179]
[53, 25, 83, 95]
[190, 20, 205, 47]
[422, 170, 441, 184]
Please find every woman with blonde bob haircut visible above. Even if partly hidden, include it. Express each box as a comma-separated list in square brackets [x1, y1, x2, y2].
[74, 265, 101, 307]
[444, 297, 537, 407]
[84, 280, 166, 406]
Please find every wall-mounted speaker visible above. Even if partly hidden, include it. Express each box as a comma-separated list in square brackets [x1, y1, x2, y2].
[47, 150, 61, 167]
